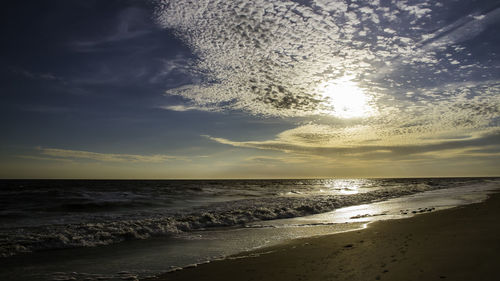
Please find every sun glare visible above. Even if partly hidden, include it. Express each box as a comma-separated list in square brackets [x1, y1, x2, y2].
[318, 76, 374, 118]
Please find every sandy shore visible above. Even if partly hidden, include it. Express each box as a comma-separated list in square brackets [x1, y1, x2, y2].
[146, 192, 500, 281]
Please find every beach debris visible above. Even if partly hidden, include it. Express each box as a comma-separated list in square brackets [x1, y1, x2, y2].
[350, 212, 387, 219]
[400, 207, 435, 215]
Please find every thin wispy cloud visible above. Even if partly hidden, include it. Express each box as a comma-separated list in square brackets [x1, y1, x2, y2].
[72, 7, 152, 52]
[38, 147, 182, 163]
[11, 68, 64, 82]
[422, 7, 500, 49]
[160, 104, 210, 112]
[205, 130, 500, 160]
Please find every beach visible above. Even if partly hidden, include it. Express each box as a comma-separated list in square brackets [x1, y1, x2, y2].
[1, 179, 498, 280]
[147, 192, 500, 281]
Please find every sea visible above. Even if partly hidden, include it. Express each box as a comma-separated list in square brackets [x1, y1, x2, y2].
[0, 178, 499, 280]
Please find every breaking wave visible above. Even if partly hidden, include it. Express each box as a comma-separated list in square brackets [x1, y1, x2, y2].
[3, 178, 495, 258]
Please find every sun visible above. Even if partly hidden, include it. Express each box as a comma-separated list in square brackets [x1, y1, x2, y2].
[318, 76, 374, 118]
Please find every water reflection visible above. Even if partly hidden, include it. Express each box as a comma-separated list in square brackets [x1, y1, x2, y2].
[323, 179, 369, 195]
[324, 203, 388, 223]
[289, 184, 494, 228]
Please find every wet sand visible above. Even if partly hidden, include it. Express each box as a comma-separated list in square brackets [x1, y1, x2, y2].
[146, 192, 500, 281]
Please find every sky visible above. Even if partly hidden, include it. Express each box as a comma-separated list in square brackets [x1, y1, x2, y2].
[1, 0, 499, 179]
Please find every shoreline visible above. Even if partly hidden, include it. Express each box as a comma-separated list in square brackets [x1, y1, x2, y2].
[146, 192, 500, 281]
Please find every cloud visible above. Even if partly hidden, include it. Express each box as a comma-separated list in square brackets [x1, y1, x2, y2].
[17, 155, 75, 163]
[205, 127, 500, 161]
[154, 0, 499, 121]
[149, 55, 196, 86]
[155, 0, 442, 116]
[159, 104, 209, 112]
[421, 7, 500, 50]
[37, 147, 181, 163]
[155, 0, 499, 164]
[72, 7, 153, 52]
[12, 68, 63, 82]
[242, 155, 312, 166]
[205, 78, 500, 156]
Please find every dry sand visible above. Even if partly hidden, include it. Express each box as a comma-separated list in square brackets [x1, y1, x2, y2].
[145, 192, 500, 281]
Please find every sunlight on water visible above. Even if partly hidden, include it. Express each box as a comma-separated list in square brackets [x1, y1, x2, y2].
[1, 179, 498, 281]
[324, 178, 366, 195]
[326, 203, 388, 222]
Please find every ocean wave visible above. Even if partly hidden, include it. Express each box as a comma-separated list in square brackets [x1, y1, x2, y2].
[0, 181, 457, 258]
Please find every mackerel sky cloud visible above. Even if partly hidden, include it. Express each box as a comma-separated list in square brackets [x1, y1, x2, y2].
[155, 0, 500, 153]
